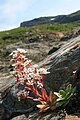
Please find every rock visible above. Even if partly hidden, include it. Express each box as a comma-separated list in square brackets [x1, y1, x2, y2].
[11, 114, 26, 120]
[0, 75, 16, 92]
[11, 110, 66, 120]
[48, 46, 60, 55]
[10, 111, 80, 120]
[39, 36, 80, 91]
[65, 114, 80, 120]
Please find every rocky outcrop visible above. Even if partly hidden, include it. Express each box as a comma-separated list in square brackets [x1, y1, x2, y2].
[39, 36, 80, 91]
[0, 36, 80, 119]
[20, 10, 80, 27]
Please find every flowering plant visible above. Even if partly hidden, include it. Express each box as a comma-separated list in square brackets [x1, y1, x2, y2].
[10, 48, 75, 112]
[10, 48, 49, 100]
[34, 88, 58, 112]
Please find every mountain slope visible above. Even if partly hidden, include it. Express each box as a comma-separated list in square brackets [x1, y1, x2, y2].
[20, 10, 80, 27]
[0, 10, 80, 74]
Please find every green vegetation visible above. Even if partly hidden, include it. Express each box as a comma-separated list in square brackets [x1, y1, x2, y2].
[54, 84, 76, 107]
[0, 23, 79, 60]
[35, 24, 74, 33]
[0, 23, 78, 47]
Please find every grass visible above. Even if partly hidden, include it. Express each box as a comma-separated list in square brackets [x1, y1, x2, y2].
[0, 23, 79, 49]
[38, 24, 74, 33]
[0, 22, 79, 66]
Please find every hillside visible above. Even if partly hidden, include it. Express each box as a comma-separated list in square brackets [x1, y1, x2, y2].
[20, 10, 80, 27]
[0, 10, 80, 74]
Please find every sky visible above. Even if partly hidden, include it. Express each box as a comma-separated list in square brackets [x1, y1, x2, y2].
[0, 0, 80, 31]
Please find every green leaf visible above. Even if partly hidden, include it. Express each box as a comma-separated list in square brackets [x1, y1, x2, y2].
[65, 84, 72, 93]
[59, 90, 66, 98]
[57, 84, 76, 107]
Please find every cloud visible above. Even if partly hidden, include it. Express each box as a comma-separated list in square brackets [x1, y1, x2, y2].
[0, 0, 28, 18]
[0, 0, 29, 30]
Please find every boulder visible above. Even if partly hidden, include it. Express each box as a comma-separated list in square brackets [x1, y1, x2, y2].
[39, 36, 80, 91]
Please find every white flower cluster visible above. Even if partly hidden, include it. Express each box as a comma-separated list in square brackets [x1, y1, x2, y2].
[10, 48, 49, 100]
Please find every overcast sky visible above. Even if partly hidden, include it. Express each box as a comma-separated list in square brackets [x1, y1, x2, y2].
[0, 0, 80, 31]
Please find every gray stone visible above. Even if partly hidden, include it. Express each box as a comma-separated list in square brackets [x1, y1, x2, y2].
[39, 36, 80, 91]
